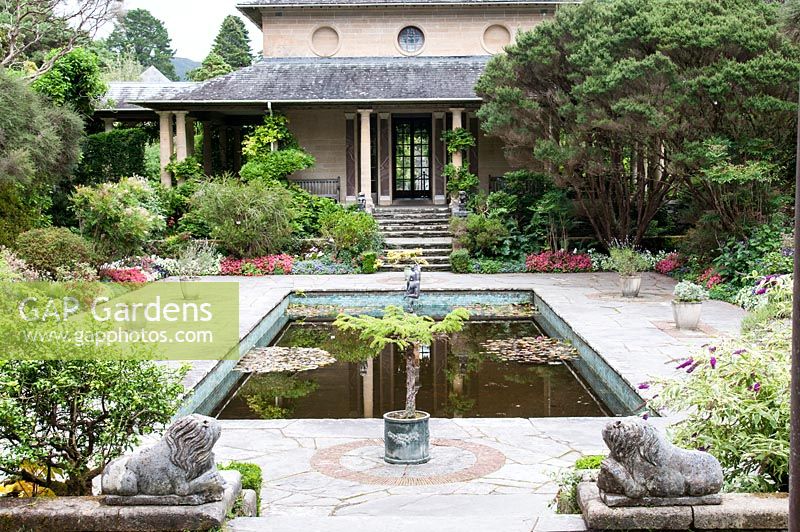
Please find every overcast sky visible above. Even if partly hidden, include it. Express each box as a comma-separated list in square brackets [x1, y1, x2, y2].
[98, 1, 262, 62]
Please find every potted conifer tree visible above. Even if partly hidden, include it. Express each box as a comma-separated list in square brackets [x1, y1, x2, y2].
[672, 280, 708, 330]
[334, 305, 469, 464]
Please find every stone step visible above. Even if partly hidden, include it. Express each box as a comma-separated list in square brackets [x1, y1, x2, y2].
[381, 229, 451, 238]
[384, 247, 452, 255]
[373, 212, 452, 220]
[385, 237, 453, 249]
[381, 255, 450, 265]
[374, 206, 451, 214]
[378, 224, 450, 232]
[228, 515, 581, 532]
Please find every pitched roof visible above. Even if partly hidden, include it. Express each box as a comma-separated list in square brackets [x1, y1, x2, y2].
[100, 82, 197, 111]
[131, 56, 491, 106]
[139, 66, 172, 84]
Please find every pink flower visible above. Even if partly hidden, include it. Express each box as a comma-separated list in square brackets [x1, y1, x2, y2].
[638, 382, 650, 390]
[709, 357, 717, 369]
[698, 268, 722, 289]
[525, 251, 592, 273]
[221, 255, 295, 276]
[100, 268, 148, 284]
[655, 253, 682, 275]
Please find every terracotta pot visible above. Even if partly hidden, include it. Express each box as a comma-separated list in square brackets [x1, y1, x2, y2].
[672, 301, 702, 330]
[619, 275, 641, 298]
[383, 411, 430, 465]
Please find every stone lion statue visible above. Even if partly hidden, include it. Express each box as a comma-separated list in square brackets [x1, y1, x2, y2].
[596, 418, 723, 499]
[101, 414, 225, 505]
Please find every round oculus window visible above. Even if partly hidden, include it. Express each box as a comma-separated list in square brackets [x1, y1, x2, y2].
[398, 26, 425, 54]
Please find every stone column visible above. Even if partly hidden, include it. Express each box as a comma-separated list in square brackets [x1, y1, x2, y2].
[157, 111, 174, 187]
[102, 118, 115, 132]
[378, 113, 391, 206]
[185, 117, 196, 158]
[174, 111, 189, 162]
[358, 109, 374, 210]
[202, 121, 213, 176]
[362, 358, 374, 419]
[345, 113, 357, 203]
[449, 107, 464, 168]
[433, 112, 446, 204]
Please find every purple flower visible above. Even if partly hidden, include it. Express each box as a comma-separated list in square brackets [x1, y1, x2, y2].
[642, 412, 650, 420]
[686, 361, 700, 374]
[708, 346, 717, 353]
[733, 349, 746, 355]
[752, 382, 761, 393]
[709, 357, 717, 369]
[638, 382, 650, 390]
[676, 358, 694, 370]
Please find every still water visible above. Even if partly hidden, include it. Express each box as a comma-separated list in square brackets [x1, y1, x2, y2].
[217, 320, 608, 419]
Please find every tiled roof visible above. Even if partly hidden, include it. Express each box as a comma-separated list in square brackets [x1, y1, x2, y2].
[100, 82, 197, 111]
[131, 56, 491, 105]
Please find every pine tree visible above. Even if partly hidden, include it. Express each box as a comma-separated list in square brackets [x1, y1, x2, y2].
[210, 15, 253, 69]
[106, 9, 177, 80]
[188, 52, 233, 82]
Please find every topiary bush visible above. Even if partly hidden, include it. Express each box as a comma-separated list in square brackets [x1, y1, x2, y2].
[75, 128, 149, 185]
[14, 227, 95, 276]
[191, 179, 295, 258]
[450, 249, 471, 273]
[71, 177, 165, 258]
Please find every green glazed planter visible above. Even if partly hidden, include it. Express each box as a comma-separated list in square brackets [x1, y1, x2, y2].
[383, 411, 430, 465]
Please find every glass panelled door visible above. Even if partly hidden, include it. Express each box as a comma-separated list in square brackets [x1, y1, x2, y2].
[393, 117, 431, 199]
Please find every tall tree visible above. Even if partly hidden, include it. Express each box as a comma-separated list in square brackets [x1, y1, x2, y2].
[0, 0, 123, 79]
[188, 51, 232, 81]
[477, 0, 800, 246]
[210, 15, 252, 69]
[106, 8, 176, 80]
[31, 47, 107, 116]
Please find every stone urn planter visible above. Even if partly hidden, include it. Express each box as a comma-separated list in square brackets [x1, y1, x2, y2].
[672, 301, 702, 330]
[383, 411, 431, 465]
[671, 281, 709, 330]
[179, 276, 201, 300]
[619, 275, 642, 298]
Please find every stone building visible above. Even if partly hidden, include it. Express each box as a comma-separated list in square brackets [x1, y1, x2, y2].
[97, 0, 574, 206]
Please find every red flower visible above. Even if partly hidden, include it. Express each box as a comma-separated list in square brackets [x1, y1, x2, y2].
[655, 253, 682, 275]
[525, 251, 592, 273]
[220, 255, 295, 276]
[100, 268, 148, 284]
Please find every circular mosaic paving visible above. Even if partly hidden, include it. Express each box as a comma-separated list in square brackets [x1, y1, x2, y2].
[310, 439, 506, 486]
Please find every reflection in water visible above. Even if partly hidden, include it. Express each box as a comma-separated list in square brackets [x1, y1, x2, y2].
[218, 321, 608, 419]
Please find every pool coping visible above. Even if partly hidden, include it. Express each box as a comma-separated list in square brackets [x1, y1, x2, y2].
[174, 272, 745, 420]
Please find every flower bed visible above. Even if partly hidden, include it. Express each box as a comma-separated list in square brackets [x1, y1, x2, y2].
[525, 251, 592, 273]
[221, 254, 295, 276]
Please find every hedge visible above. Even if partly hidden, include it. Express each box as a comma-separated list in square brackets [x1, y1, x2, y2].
[76, 128, 148, 184]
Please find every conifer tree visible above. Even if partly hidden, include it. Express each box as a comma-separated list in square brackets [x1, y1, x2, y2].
[211, 15, 253, 69]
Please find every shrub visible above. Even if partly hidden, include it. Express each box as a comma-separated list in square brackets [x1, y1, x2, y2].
[291, 258, 358, 275]
[99, 256, 174, 283]
[361, 251, 378, 274]
[221, 255, 294, 275]
[713, 220, 790, 286]
[655, 252, 682, 275]
[651, 321, 790, 492]
[218, 462, 263, 507]
[441, 127, 476, 154]
[0, 247, 39, 282]
[240, 149, 316, 183]
[525, 251, 592, 273]
[450, 249, 471, 273]
[71, 177, 165, 258]
[15, 227, 95, 276]
[76, 128, 149, 184]
[191, 179, 295, 258]
[172, 241, 222, 277]
[444, 164, 479, 196]
[320, 209, 381, 261]
[99, 267, 149, 284]
[0, 360, 185, 495]
[457, 213, 510, 258]
[698, 267, 723, 289]
[673, 281, 708, 302]
[165, 156, 204, 184]
[553, 454, 604, 514]
[608, 246, 649, 276]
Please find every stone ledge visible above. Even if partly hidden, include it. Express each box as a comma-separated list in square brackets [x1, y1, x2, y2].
[578, 482, 790, 531]
[578, 483, 693, 530]
[0, 470, 242, 532]
[693, 493, 788, 530]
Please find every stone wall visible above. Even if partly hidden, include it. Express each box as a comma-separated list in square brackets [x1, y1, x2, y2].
[478, 129, 512, 190]
[260, 7, 552, 58]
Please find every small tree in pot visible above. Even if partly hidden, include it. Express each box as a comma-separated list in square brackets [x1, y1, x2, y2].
[334, 305, 470, 464]
[608, 245, 649, 297]
[672, 281, 708, 330]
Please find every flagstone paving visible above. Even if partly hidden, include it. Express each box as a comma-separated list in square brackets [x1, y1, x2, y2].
[176, 272, 747, 530]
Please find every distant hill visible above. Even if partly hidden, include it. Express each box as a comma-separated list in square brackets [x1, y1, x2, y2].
[171, 57, 201, 81]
